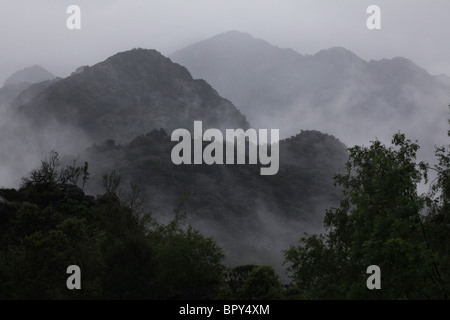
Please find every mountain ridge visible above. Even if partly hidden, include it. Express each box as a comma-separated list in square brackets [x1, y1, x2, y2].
[171, 30, 450, 162]
[0, 45, 351, 272]
[82, 127, 348, 270]
[0, 65, 57, 119]
[13, 48, 250, 144]
[3, 65, 55, 86]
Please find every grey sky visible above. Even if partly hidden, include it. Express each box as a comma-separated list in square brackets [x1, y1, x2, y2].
[1, 0, 449, 84]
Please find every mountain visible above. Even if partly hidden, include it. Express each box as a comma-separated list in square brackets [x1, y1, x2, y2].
[0, 47, 349, 273]
[9, 79, 59, 109]
[171, 31, 450, 161]
[171, 31, 302, 118]
[3, 65, 56, 87]
[0, 66, 56, 123]
[0, 82, 30, 112]
[83, 128, 348, 272]
[0, 49, 250, 188]
[14, 48, 249, 144]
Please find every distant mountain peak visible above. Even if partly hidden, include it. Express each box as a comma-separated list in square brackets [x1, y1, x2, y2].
[314, 47, 364, 63]
[193, 30, 265, 47]
[174, 30, 301, 58]
[215, 30, 257, 39]
[91, 48, 193, 83]
[379, 56, 424, 71]
[4, 65, 55, 86]
[105, 48, 166, 63]
[368, 56, 430, 80]
[14, 48, 249, 143]
[170, 31, 303, 90]
[171, 31, 450, 158]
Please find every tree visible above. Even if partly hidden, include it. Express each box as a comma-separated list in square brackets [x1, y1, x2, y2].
[124, 180, 144, 215]
[59, 158, 89, 190]
[24, 150, 60, 187]
[22, 150, 90, 190]
[237, 265, 284, 300]
[225, 265, 258, 295]
[149, 204, 226, 299]
[102, 170, 121, 194]
[423, 116, 450, 298]
[219, 264, 284, 299]
[284, 133, 448, 299]
[1, 157, 228, 300]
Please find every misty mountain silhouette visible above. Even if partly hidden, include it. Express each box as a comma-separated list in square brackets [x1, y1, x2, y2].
[0, 82, 30, 114]
[14, 48, 249, 143]
[3, 65, 55, 87]
[0, 65, 56, 117]
[0, 47, 350, 271]
[3, 36, 447, 272]
[171, 31, 450, 160]
[83, 128, 348, 269]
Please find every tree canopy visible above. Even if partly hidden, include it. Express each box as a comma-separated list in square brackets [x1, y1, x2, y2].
[0, 156, 226, 299]
[284, 132, 449, 299]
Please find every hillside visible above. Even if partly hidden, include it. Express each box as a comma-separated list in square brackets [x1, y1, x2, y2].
[3, 65, 55, 86]
[171, 31, 450, 160]
[0, 49, 250, 187]
[14, 48, 249, 144]
[83, 129, 348, 269]
[0, 65, 56, 123]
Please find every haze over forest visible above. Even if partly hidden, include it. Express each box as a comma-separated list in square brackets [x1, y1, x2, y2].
[0, 1, 449, 299]
[1, 29, 449, 273]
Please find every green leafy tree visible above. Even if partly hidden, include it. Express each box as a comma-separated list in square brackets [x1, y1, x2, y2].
[284, 133, 448, 299]
[217, 265, 257, 299]
[219, 264, 284, 299]
[423, 116, 450, 298]
[237, 265, 284, 300]
[224, 265, 257, 296]
[101, 236, 155, 299]
[150, 212, 226, 299]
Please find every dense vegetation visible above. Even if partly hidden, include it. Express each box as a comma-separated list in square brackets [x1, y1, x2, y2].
[1, 45, 448, 300]
[0, 47, 350, 274]
[0, 151, 282, 299]
[0, 125, 448, 299]
[83, 129, 347, 270]
[284, 129, 450, 299]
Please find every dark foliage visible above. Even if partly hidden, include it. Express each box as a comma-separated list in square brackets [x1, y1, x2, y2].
[284, 131, 450, 299]
[0, 156, 227, 299]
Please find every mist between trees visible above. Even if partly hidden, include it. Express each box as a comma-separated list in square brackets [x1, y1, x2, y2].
[0, 119, 448, 299]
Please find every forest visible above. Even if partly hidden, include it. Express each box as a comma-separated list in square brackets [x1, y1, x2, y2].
[1, 125, 448, 299]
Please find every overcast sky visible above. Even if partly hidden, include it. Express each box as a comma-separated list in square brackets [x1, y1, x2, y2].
[1, 0, 449, 84]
